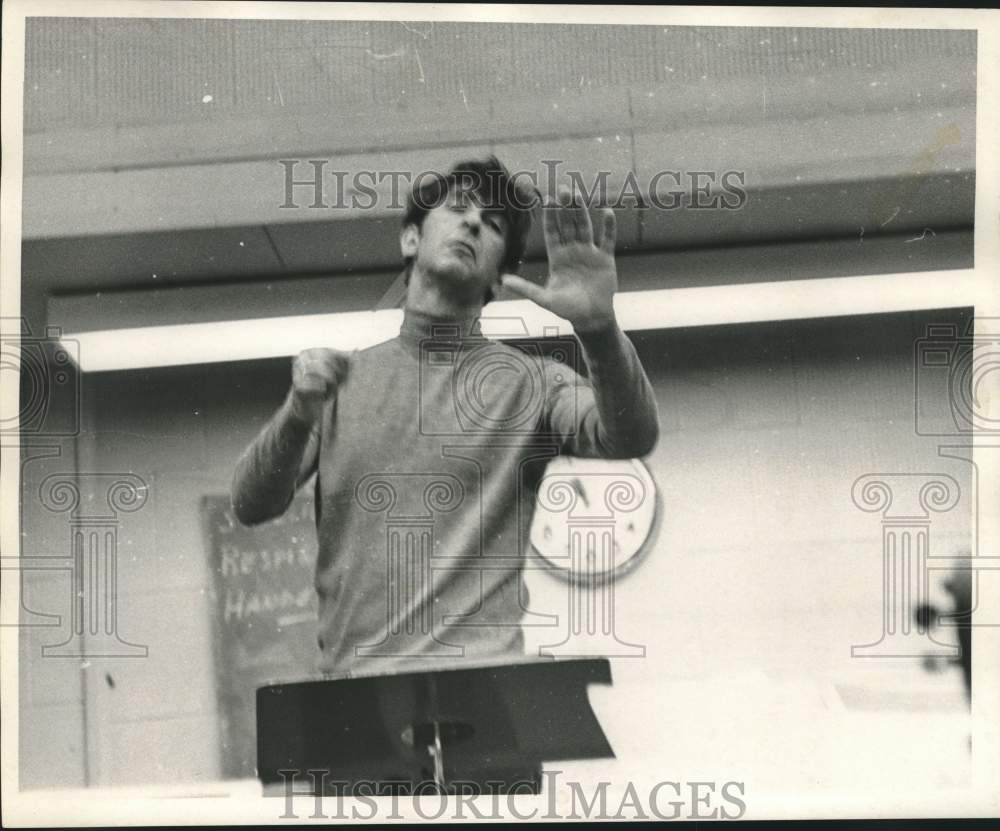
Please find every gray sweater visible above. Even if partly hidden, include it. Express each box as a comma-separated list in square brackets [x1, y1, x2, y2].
[232, 307, 659, 675]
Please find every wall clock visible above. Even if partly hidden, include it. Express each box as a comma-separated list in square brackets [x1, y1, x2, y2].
[529, 456, 660, 582]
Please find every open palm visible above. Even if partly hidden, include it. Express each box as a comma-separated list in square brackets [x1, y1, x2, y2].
[501, 189, 618, 333]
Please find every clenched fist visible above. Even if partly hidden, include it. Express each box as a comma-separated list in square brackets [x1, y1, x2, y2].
[286, 348, 351, 425]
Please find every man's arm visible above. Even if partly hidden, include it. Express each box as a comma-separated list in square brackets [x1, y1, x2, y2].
[545, 322, 659, 459]
[501, 189, 660, 459]
[230, 400, 320, 526]
[231, 348, 349, 526]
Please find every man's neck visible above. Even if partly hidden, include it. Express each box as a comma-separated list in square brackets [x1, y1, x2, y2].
[405, 269, 484, 320]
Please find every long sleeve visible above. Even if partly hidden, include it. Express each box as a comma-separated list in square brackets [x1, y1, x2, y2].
[544, 321, 660, 459]
[230, 397, 321, 526]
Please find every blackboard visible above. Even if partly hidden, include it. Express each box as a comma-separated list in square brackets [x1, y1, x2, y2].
[201, 493, 319, 779]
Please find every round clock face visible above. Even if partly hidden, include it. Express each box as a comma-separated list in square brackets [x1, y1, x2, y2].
[529, 456, 660, 581]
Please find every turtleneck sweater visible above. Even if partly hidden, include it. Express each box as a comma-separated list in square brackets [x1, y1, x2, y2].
[232, 306, 659, 676]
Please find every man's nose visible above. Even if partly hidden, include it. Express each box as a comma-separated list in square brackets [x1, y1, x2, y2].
[461, 209, 482, 235]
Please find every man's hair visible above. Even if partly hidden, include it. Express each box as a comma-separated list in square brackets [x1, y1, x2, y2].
[402, 155, 537, 305]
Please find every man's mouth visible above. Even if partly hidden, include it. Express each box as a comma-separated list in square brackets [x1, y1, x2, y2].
[451, 241, 477, 261]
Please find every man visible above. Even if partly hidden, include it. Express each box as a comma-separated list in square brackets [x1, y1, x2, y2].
[232, 157, 659, 675]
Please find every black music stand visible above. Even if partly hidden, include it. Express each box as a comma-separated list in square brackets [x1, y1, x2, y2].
[256, 657, 615, 795]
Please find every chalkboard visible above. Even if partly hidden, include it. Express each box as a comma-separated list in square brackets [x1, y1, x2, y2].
[201, 493, 319, 779]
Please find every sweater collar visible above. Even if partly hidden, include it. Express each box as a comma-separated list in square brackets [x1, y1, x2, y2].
[399, 306, 486, 348]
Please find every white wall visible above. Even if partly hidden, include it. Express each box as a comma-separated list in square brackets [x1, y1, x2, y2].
[19, 307, 973, 791]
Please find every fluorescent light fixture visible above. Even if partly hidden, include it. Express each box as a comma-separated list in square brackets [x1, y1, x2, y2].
[62, 270, 976, 373]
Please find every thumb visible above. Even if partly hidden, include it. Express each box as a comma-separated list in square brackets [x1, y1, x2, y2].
[500, 274, 548, 306]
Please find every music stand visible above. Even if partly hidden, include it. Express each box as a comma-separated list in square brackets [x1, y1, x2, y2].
[256, 657, 615, 795]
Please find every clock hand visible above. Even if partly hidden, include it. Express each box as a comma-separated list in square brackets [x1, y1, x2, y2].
[571, 477, 589, 508]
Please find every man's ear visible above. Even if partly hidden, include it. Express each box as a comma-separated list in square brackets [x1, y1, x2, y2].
[399, 224, 419, 259]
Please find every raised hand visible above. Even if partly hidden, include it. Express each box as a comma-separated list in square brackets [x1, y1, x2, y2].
[500, 187, 618, 333]
[287, 348, 351, 424]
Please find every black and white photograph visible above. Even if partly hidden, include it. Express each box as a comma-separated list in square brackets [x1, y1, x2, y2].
[2, 1, 999, 824]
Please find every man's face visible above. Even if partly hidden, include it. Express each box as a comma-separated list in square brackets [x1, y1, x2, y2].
[402, 187, 509, 303]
